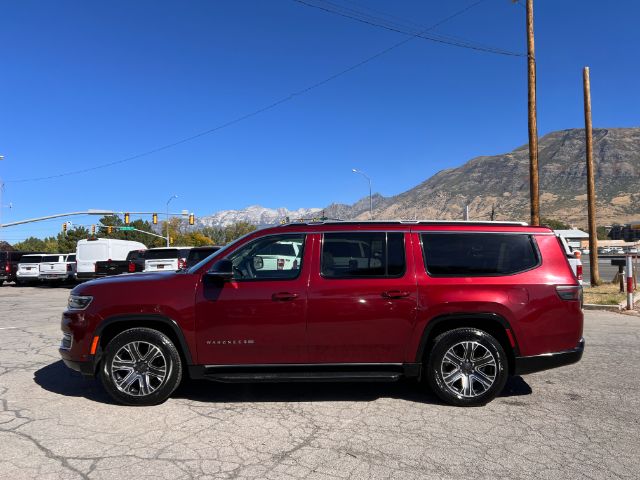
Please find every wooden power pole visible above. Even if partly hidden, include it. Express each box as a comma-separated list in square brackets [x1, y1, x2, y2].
[526, 0, 540, 226]
[583, 66, 600, 286]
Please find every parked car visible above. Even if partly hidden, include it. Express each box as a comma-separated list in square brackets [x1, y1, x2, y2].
[627, 247, 638, 254]
[76, 239, 146, 281]
[0, 251, 36, 285]
[60, 221, 584, 407]
[39, 254, 76, 283]
[612, 247, 625, 255]
[95, 249, 147, 278]
[185, 246, 221, 268]
[16, 254, 47, 285]
[557, 235, 583, 285]
[581, 248, 590, 255]
[143, 247, 192, 272]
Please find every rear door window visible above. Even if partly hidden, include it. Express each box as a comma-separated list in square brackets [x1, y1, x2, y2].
[43, 255, 61, 262]
[321, 232, 406, 278]
[421, 233, 539, 276]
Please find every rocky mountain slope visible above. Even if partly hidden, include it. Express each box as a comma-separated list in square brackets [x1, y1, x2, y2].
[197, 205, 322, 228]
[199, 128, 639, 227]
[325, 127, 640, 225]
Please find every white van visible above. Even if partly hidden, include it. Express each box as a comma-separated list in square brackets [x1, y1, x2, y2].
[76, 239, 146, 280]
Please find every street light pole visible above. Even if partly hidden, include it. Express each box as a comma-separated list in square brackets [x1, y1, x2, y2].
[352, 168, 373, 219]
[0, 155, 4, 244]
[166, 194, 178, 247]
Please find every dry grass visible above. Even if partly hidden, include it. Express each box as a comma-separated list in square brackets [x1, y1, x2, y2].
[583, 282, 626, 305]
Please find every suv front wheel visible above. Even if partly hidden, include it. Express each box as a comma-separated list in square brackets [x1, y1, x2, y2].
[426, 328, 508, 407]
[99, 328, 182, 406]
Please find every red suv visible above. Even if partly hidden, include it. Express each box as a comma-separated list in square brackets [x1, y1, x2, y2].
[59, 221, 584, 407]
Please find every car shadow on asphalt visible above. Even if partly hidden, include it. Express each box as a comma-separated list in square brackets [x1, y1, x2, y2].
[34, 360, 532, 406]
[33, 360, 117, 405]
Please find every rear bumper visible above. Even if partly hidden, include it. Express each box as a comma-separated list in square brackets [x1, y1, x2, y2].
[514, 338, 585, 375]
[75, 272, 96, 280]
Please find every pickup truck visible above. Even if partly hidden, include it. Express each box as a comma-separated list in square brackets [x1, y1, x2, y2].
[38, 254, 76, 283]
[95, 250, 146, 278]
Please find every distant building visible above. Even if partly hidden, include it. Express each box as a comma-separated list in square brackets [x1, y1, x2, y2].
[553, 229, 589, 250]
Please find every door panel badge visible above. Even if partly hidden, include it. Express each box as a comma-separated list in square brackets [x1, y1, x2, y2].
[206, 339, 255, 346]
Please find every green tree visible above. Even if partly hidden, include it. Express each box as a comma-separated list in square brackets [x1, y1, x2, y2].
[540, 217, 571, 230]
[57, 226, 90, 253]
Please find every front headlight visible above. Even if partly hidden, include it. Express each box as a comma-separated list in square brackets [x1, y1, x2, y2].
[68, 295, 93, 310]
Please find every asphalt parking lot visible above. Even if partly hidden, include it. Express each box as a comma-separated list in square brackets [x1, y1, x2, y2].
[1, 286, 639, 480]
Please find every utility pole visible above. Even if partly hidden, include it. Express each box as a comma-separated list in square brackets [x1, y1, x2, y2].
[526, 0, 540, 226]
[583, 66, 600, 286]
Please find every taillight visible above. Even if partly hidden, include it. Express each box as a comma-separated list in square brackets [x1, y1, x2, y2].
[292, 259, 298, 270]
[178, 258, 187, 269]
[556, 285, 582, 301]
[4, 264, 9, 273]
[576, 264, 583, 281]
[277, 258, 285, 270]
[128, 261, 135, 273]
[67, 263, 72, 272]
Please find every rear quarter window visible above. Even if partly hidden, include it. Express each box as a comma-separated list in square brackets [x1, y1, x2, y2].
[421, 233, 539, 276]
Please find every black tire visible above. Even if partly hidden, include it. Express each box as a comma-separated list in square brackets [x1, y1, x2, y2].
[425, 328, 508, 407]
[99, 327, 182, 406]
[0, 280, 4, 286]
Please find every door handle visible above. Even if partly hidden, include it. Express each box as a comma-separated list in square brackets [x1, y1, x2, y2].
[382, 290, 411, 299]
[272, 292, 299, 301]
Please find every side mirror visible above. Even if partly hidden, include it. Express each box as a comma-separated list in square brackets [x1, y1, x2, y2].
[205, 259, 233, 281]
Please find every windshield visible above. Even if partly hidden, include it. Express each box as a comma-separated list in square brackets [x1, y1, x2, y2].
[187, 231, 256, 273]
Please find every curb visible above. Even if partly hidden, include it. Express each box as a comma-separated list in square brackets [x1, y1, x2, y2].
[583, 303, 622, 312]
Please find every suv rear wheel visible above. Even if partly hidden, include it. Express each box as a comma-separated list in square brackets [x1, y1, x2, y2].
[99, 328, 182, 406]
[426, 328, 508, 407]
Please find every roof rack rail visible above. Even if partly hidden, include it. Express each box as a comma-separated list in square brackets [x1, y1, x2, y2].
[277, 219, 529, 227]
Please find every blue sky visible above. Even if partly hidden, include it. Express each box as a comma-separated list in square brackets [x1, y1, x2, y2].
[1, 0, 638, 242]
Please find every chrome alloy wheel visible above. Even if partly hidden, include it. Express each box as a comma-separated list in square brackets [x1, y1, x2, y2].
[110, 341, 168, 397]
[440, 341, 497, 398]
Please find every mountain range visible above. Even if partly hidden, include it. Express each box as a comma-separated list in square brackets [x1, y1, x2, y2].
[197, 127, 640, 228]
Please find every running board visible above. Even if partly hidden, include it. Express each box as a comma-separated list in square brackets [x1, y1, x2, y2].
[204, 371, 401, 383]
[188, 363, 421, 383]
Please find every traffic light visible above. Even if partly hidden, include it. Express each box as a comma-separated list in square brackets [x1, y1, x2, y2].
[188, 213, 195, 226]
[124, 213, 130, 224]
[169, 236, 174, 245]
[91, 224, 96, 235]
[107, 226, 113, 234]
[62, 222, 67, 234]
[152, 213, 158, 225]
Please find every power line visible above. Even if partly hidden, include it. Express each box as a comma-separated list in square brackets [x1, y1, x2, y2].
[293, 0, 525, 57]
[7, 0, 492, 184]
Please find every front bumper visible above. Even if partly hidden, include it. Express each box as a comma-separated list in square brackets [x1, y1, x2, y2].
[514, 338, 585, 375]
[61, 357, 96, 376]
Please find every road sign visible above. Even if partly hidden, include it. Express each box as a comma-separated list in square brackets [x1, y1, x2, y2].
[119, 226, 135, 231]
